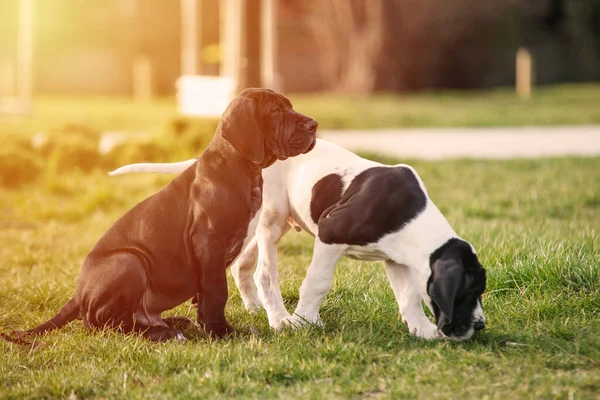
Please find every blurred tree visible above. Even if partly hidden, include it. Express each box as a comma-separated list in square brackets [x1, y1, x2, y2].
[571, 0, 600, 50]
[567, 0, 600, 79]
[245, 0, 262, 88]
[543, 0, 565, 32]
[517, 0, 600, 82]
[383, 0, 519, 90]
[304, 0, 385, 94]
[291, 0, 518, 93]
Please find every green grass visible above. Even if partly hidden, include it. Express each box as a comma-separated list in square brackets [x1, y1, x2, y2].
[1, 156, 598, 399]
[293, 84, 600, 129]
[0, 96, 178, 138]
[1, 83, 599, 140]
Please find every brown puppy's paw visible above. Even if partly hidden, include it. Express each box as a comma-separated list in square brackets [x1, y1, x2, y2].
[205, 322, 237, 339]
[144, 326, 186, 343]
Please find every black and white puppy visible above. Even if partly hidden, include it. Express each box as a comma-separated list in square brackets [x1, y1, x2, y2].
[110, 139, 487, 341]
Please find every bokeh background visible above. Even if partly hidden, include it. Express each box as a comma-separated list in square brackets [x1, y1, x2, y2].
[1, 0, 599, 187]
[1, 0, 599, 95]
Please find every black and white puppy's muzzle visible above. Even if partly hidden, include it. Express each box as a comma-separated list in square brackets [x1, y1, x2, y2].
[427, 238, 487, 341]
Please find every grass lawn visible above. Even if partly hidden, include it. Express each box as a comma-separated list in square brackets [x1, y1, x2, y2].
[0, 155, 598, 399]
[293, 84, 600, 129]
[1, 84, 599, 139]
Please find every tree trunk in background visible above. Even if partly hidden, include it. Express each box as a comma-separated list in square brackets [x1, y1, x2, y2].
[244, 0, 262, 88]
[298, 0, 518, 93]
[306, 0, 384, 94]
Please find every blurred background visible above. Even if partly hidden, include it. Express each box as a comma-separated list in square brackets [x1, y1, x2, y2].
[0, 0, 599, 187]
[1, 0, 599, 97]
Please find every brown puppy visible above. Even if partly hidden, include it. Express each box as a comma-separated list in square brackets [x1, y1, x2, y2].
[8, 88, 317, 342]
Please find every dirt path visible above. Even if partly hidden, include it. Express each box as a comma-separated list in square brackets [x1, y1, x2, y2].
[320, 126, 600, 160]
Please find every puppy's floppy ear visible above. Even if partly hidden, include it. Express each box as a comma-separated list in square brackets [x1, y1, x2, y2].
[429, 260, 463, 330]
[219, 96, 265, 165]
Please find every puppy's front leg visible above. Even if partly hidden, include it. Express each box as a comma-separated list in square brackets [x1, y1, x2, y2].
[281, 240, 346, 329]
[198, 250, 235, 339]
[384, 260, 439, 339]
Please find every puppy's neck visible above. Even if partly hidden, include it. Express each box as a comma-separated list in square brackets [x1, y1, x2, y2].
[202, 135, 262, 177]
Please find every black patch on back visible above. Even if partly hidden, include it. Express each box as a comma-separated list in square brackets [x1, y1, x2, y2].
[317, 167, 426, 245]
[310, 174, 344, 224]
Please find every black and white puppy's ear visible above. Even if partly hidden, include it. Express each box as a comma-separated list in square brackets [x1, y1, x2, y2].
[220, 96, 265, 165]
[429, 260, 463, 331]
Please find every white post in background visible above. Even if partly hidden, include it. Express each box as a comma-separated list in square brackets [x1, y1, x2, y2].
[516, 48, 534, 99]
[177, 0, 236, 117]
[181, 0, 199, 76]
[220, 0, 244, 92]
[17, 0, 33, 111]
[261, 0, 278, 90]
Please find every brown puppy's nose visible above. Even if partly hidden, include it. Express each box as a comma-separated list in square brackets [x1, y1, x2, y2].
[305, 120, 318, 132]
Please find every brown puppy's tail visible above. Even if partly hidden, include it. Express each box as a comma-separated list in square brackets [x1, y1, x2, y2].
[1, 297, 79, 345]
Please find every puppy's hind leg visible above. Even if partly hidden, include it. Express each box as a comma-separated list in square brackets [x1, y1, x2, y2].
[384, 260, 439, 340]
[230, 237, 262, 312]
[255, 213, 292, 329]
[79, 253, 183, 342]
